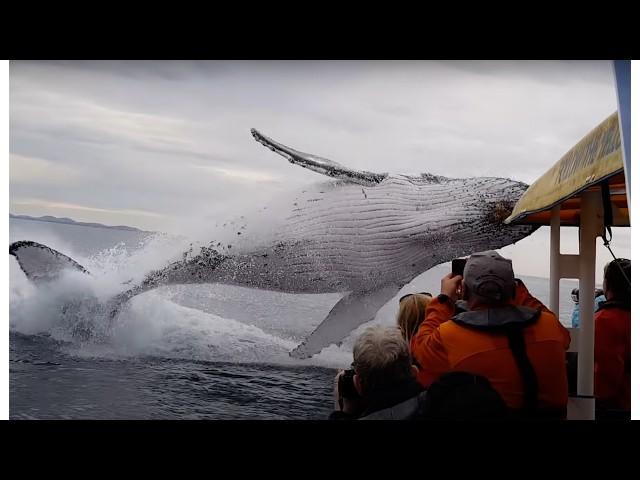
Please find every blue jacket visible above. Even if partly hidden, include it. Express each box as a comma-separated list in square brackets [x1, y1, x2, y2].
[571, 295, 607, 328]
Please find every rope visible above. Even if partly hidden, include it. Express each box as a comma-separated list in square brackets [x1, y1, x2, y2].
[599, 182, 631, 287]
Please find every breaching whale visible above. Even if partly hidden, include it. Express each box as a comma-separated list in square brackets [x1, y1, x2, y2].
[9, 129, 538, 358]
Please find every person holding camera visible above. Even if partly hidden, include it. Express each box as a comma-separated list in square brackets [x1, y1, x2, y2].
[410, 250, 571, 418]
[329, 325, 423, 420]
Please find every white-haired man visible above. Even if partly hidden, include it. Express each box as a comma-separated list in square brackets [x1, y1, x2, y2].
[330, 325, 424, 420]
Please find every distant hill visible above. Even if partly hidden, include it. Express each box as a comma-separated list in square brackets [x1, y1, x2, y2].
[10, 214, 152, 233]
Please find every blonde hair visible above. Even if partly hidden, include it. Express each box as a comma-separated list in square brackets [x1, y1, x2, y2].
[396, 293, 432, 346]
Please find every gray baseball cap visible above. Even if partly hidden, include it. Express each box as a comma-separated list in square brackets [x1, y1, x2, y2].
[463, 250, 515, 303]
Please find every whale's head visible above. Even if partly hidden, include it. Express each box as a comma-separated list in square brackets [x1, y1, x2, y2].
[250, 128, 539, 258]
[456, 176, 538, 251]
[413, 175, 537, 256]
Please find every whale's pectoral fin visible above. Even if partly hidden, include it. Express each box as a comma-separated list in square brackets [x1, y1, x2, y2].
[290, 284, 403, 359]
[251, 128, 387, 187]
[9, 240, 91, 284]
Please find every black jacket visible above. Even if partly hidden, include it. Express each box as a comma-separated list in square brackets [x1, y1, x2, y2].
[329, 378, 424, 420]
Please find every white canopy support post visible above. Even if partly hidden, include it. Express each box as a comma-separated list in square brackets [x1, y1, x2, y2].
[549, 205, 561, 317]
[576, 190, 603, 420]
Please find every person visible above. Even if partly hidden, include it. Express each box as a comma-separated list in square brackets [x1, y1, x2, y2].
[418, 371, 508, 420]
[570, 287, 607, 328]
[329, 325, 423, 420]
[594, 258, 631, 417]
[411, 250, 571, 418]
[361, 370, 508, 421]
[396, 292, 432, 385]
[397, 292, 433, 344]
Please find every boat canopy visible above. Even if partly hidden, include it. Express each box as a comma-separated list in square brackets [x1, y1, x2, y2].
[505, 112, 628, 227]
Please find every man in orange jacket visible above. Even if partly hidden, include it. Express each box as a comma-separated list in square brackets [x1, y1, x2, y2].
[411, 251, 570, 418]
[594, 258, 630, 416]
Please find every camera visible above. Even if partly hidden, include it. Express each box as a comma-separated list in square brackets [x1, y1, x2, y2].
[338, 368, 360, 399]
[452, 258, 467, 277]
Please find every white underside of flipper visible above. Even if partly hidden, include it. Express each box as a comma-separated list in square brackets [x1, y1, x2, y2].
[290, 284, 403, 359]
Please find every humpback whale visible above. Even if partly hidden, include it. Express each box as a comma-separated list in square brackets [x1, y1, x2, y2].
[10, 129, 538, 358]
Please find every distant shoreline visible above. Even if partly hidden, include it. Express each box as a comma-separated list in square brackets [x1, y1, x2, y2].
[9, 214, 153, 233]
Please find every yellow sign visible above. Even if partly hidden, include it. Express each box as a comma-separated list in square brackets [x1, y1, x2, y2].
[505, 112, 623, 224]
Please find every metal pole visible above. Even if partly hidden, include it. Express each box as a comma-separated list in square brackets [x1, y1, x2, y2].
[613, 60, 631, 209]
[577, 191, 600, 420]
[549, 205, 561, 317]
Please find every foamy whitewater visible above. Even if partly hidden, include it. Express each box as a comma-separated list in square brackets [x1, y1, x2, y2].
[9, 217, 578, 419]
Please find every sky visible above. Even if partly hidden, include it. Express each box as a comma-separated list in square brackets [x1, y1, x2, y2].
[8, 60, 630, 281]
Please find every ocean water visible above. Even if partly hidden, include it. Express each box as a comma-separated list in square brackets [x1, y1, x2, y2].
[9, 217, 579, 419]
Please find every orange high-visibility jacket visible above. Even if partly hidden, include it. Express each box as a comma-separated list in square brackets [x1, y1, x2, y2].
[594, 303, 631, 411]
[411, 281, 571, 410]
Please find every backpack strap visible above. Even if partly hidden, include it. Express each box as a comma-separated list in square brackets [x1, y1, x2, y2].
[453, 306, 541, 416]
[504, 323, 539, 415]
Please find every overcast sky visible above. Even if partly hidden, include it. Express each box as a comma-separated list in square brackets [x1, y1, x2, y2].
[9, 60, 630, 280]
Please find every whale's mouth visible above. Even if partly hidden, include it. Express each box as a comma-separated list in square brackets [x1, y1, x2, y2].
[490, 200, 517, 224]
